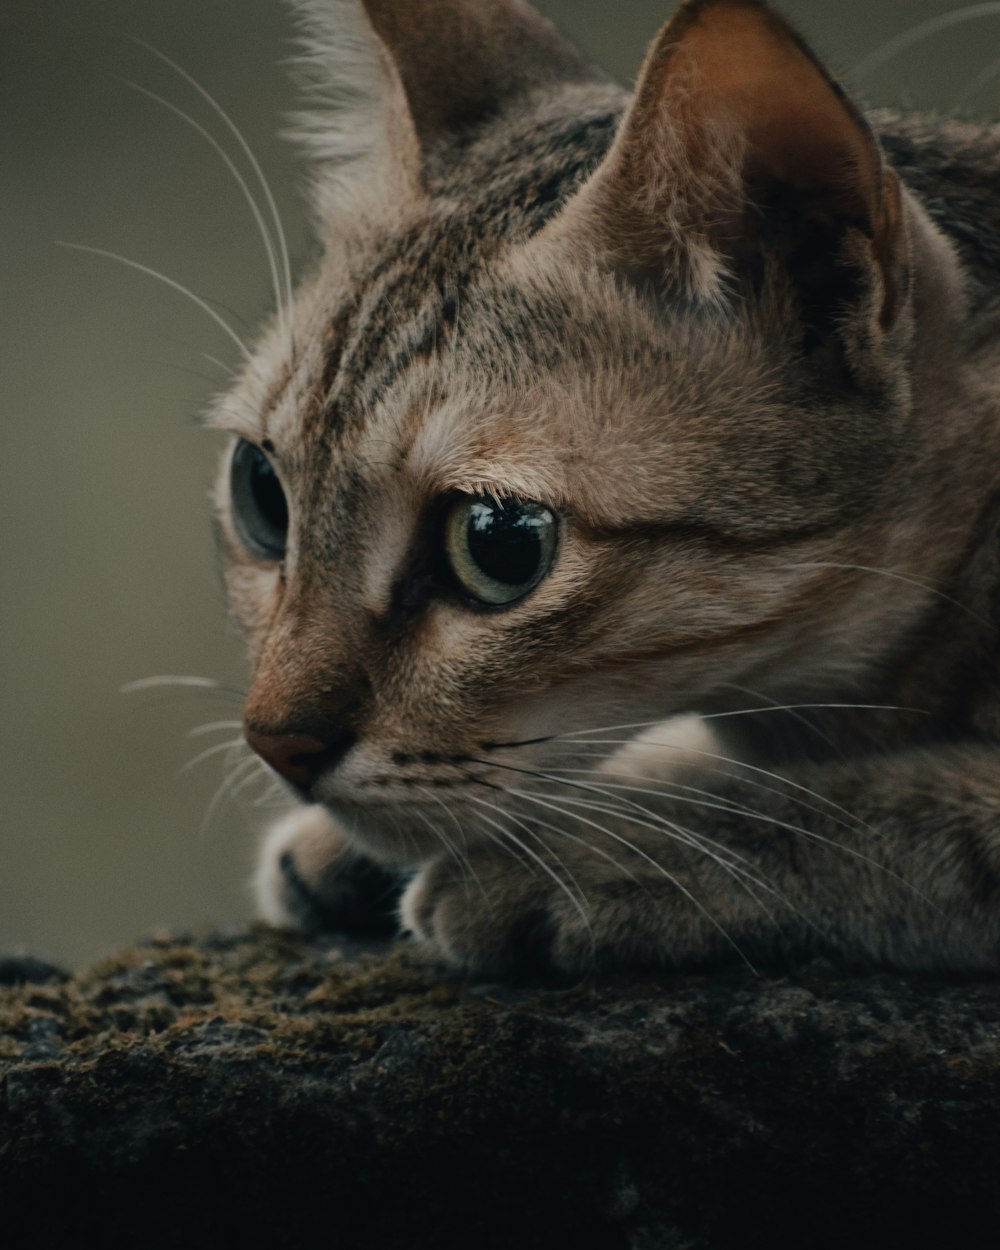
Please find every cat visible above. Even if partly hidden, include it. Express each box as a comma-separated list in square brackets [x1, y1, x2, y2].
[208, 0, 1000, 977]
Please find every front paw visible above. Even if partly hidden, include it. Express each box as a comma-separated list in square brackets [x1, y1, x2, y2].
[401, 853, 569, 977]
[255, 806, 402, 939]
[400, 838, 755, 978]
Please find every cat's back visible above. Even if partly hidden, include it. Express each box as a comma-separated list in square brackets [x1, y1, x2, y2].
[873, 110, 1000, 309]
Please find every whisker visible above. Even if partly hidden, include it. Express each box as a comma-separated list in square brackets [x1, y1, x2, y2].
[181, 736, 245, 775]
[57, 242, 251, 361]
[470, 783, 644, 886]
[559, 701, 928, 740]
[956, 53, 1000, 107]
[200, 753, 262, 834]
[413, 785, 483, 895]
[121, 677, 246, 710]
[140, 357, 234, 387]
[514, 773, 798, 924]
[506, 785, 757, 972]
[854, 5, 1000, 81]
[188, 719, 244, 738]
[122, 675, 223, 693]
[784, 559, 990, 627]
[124, 80, 288, 340]
[203, 352, 239, 380]
[230, 757, 276, 809]
[131, 39, 294, 343]
[528, 759, 938, 917]
[465, 793, 594, 934]
[545, 737, 873, 836]
[554, 757, 878, 844]
[524, 786, 799, 939]
[705, 695, 927, 724]
[535, 772, 868, 912]
[474, 753, 875, 941]
[252, 780, 290, 810]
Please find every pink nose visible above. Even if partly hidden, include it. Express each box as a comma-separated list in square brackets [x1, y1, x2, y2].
[244, 727, 356, 792]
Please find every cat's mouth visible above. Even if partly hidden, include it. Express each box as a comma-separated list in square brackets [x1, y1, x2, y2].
[299, 742, 565, 865]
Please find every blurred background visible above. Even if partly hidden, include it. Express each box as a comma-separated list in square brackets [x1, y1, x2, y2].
[3, 0, 999, 970]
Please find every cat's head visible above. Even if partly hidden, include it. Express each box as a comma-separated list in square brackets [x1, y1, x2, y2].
[212, 0, 962, 863]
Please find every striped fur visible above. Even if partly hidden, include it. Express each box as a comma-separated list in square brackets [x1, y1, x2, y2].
[215, 1, 1000, 976]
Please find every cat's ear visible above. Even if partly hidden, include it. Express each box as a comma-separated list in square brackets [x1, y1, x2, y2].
[354, 0, 594, 143]
[549, 0, 905, 344]
[289, 0, 423, 210]
[291, 0, 594, 198]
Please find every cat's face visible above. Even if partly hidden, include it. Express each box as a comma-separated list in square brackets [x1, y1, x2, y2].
[214, 0, 959, 864]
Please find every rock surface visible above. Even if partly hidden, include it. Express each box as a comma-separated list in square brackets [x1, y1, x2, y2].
[2, 928, 1000, 1248]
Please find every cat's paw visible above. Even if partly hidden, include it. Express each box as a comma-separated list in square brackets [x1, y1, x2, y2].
[400, 833, 752, 978]
[400, 852, 569, 977]
[255, 806, 402, 938]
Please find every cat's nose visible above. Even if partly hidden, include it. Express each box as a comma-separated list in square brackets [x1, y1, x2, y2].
[244, 726, 357, 793]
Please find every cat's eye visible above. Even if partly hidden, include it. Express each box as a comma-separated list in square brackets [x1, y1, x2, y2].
[444, 495, 558, 606]
[229, 439, 289, 560]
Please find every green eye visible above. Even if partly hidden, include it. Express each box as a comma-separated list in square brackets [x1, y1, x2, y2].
[444, 494, 558, 606]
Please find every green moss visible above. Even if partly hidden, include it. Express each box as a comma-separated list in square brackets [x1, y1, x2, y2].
[4, 929, 1000, 1248]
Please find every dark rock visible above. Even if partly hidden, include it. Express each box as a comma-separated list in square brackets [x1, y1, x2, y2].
[2, 927, 1000, 1249]
[0, 954, 69, 986]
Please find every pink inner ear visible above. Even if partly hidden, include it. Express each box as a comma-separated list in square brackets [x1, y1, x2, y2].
[661, 0, 881, 223]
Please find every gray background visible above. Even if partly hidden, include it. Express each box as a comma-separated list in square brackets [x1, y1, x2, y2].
[3, 0, 998, 969]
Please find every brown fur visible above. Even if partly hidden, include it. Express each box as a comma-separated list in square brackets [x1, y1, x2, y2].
[219, 0, 1000, 976]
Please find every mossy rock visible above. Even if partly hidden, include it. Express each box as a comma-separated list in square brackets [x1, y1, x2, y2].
[2, 928, 1000, 1248]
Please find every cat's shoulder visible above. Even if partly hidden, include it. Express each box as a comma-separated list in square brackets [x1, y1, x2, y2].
[871, 109, 1000, 300]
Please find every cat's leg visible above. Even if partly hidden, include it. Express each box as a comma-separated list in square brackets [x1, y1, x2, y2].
[596, 714, 722, 785]
[255, 806, 403, 938]
[403, 746, 1000, 977]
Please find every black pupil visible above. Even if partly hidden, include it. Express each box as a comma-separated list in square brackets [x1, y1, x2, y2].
[232, 440, 288, 557]
[467, 500, 543, 586]
[248, 451, 287, 534]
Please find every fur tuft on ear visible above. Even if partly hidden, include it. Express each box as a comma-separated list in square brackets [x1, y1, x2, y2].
[287, 0, 423, 219]
[545, 0, 906, 347]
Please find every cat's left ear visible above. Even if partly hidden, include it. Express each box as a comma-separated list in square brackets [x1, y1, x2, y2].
[292, 0, 601, 218]
[546, 0, 906, 346]
[354, 0, 597, 144]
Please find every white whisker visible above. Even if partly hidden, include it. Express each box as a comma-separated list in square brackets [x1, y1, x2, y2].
[509, 786, 757, 971]
[181, 736, 246, 775]
[413, 785, 483, 893]
[125, 80, 288, 341]
[132, 39, 294, 340]
[465, 793, 594, 932]
[188, 719, 244, 738]
[547, 737, 873, 835]
[704, 696, 927, 724]
[784, 560, 990, 627]
[201, 754, 264, 833]
[957, 54, 1000, 106]
[854, 5, 1000, 81]
[473, 783, 644, 885]
[57, 242, 251, 360]
[518, 781, 794, 923]
[548, 760, 877, 844]
[122, 675, 223, 693]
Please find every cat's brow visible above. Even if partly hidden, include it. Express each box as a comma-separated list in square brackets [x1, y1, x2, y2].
[199, 404, 265, 444]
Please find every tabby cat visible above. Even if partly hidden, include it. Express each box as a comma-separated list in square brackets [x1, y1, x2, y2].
[214, 0, 1000, 975]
